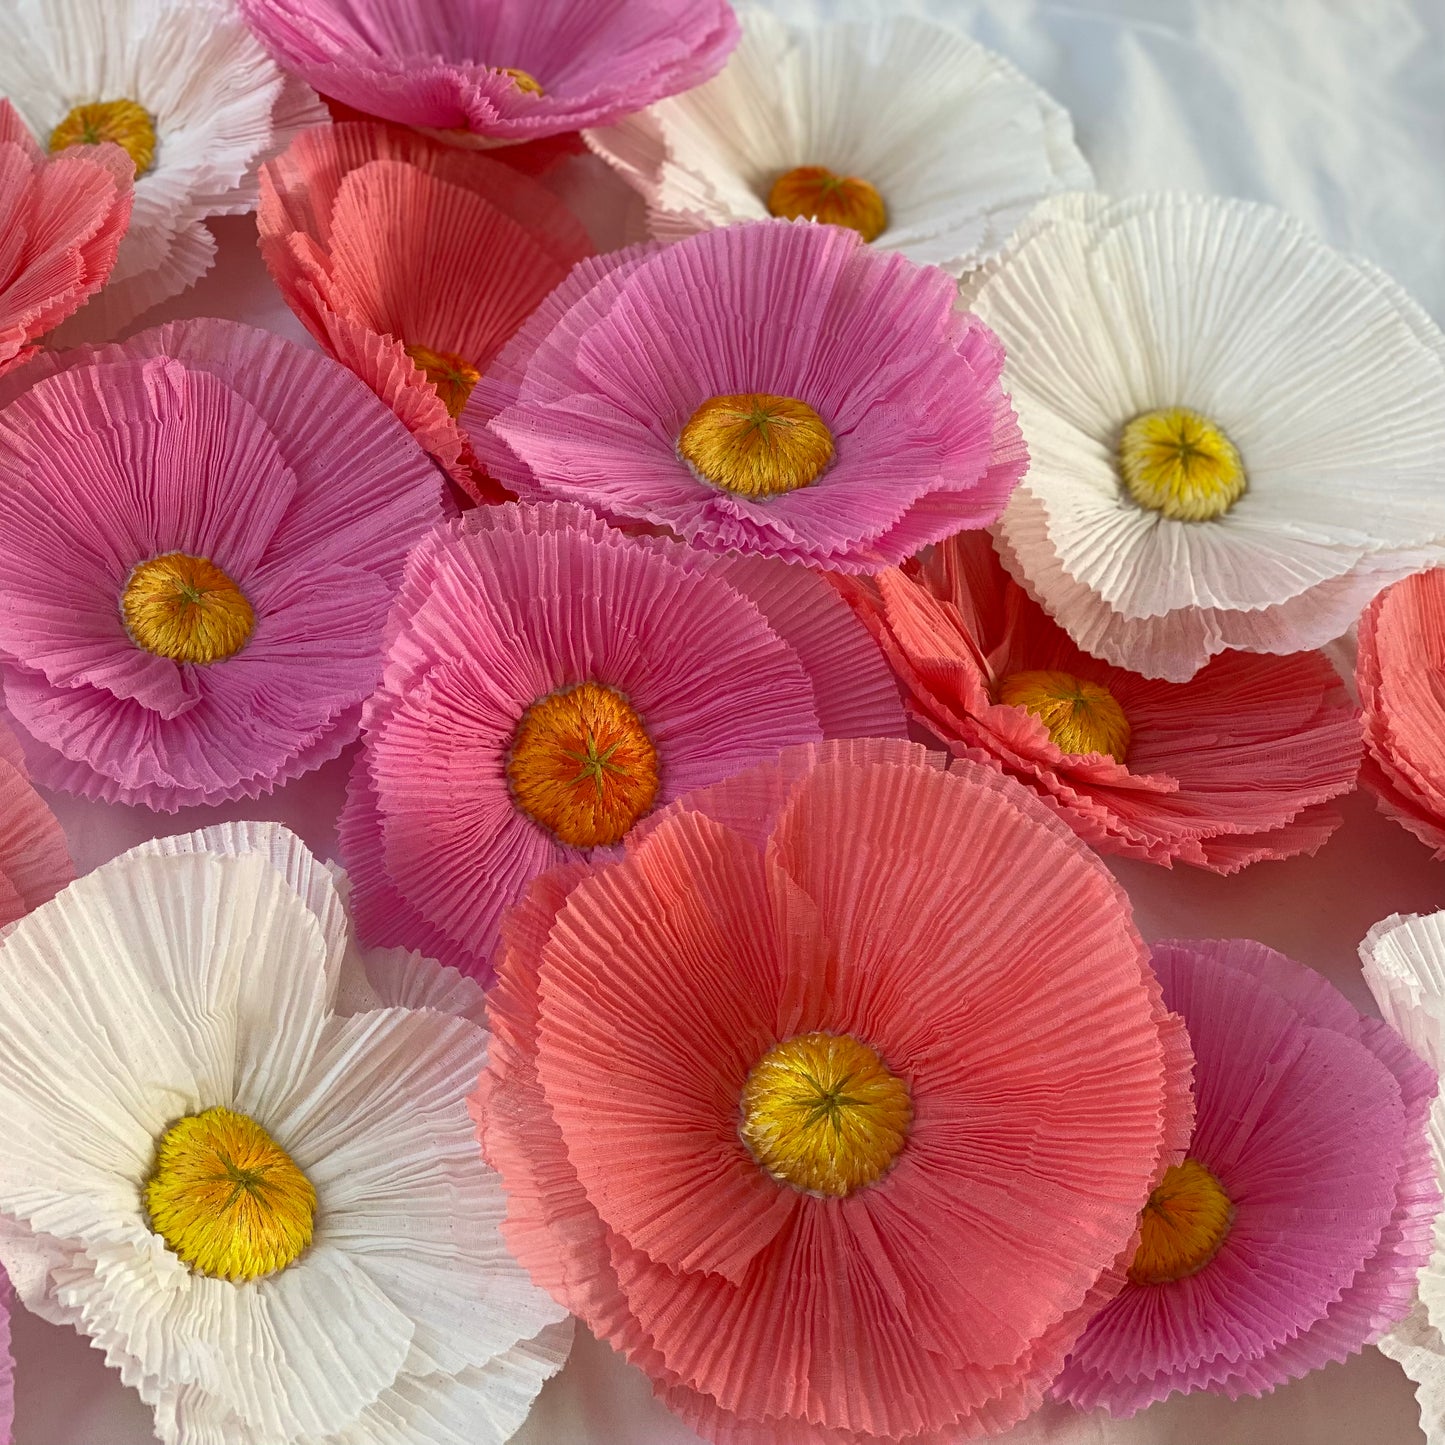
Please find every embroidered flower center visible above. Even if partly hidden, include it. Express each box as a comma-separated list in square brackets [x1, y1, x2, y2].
[405, 343, 482, 419]
[1130, 1158, 1235, 1284]
[500, 66, 544, 96]
[144, 1106, 317, 1283]
[122, 553, 255, 664]
[1118, 406, 1247, 522]
[678, 393, 834, 497]
[49, 98, 157, 177]
[767, 165, 888, 243]
[506, 681, 661, 848]
[740, 1032, 912, 1197]
[997, 669, 1131, 763]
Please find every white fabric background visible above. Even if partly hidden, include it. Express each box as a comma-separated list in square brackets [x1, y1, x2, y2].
[12, 1, 1445, 1440]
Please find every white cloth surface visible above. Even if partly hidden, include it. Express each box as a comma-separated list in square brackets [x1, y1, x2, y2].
[11, 0, 1445, 1440]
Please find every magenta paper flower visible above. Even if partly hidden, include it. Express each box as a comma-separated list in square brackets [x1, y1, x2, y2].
[0, 318, 445, 810]
[237, 0, 739, 146]
[467, 220, 1028, 572]
[339, 500, 908, 981]
[1054, 937, 1439, 1416]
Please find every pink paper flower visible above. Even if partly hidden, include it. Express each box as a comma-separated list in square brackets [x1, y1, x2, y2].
[0, 717, 73, 928]
[475, 738, 1194, 1444]
[839, 531, 1361, 872]
[0, 318, 445, 810]
[1054, 937, 1439, 1416]
[237, 0, 739, 146]
[0, 100, 132, 372]
[259, 121, 594, 501]
[467, 220, 1028, 572]
[338, 501, 908, 982]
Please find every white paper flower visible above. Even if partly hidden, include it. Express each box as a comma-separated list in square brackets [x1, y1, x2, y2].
[0, 820, 571, 1445]
[585, 0, 1091, 272]
[0, 0, 327, 340]
[964, 193, 1445, 681]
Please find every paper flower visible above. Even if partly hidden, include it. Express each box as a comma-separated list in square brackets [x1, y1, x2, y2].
[467, 220, 1028, 571]
[0, 0, 326, 339]
[0, 100, 133, 372]
[259, 121, 593, 500]
[839, 530, 1361, 872]
[962, 193, 1445, 681]
[339, 500, 909, 982]
[476, 737, 1192, 1444]
[0, 718, 73, 930]
[1056, 937, 1438, 1415]
[587, 3, 1091, 271]
[0, 317, 445, 810]
[238, 0, 739, 147]
[0, 820, 570, 1445]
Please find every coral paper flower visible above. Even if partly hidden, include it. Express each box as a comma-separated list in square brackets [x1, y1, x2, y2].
[476, 738, 1193, 1444]
[339, 500, 908, 982]
[1056, 937, 1438, 1415]
[587, 3, 1091, 271]
[259, 121, 593, 499]
[0, 820, 570, 1445]
[964, 194, 1445, 681]
[238, 0, 739, 147]
[840, 531, 1361, 872]
[0, 318, 445, 810]
[468, 220, 1028, 571]
[0, 100, 132, 371]
[0, 717, 73, 929]
[0, 0, 326, 339]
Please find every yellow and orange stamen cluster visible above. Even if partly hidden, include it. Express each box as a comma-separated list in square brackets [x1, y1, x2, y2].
[121, 553, 255, 665]
[767, 165, 888, 243]
[1118, 406, 1247, 522]
[50, 98, 157, 177]
[997, 669, 1132, 763]
[678, 392, 835, 498]
[1129, 1158, 1236, 1285]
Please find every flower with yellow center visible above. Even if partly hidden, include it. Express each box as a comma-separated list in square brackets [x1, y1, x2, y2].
[121, 552, 256, 665]
[1118, 406, 1247, 523]
[405, 343, 483, 419]
[678, 392, 835, 498]
[1129, 1158, 1235, 1285]
[49, 98, 156, 177]
[144, 1105, 316, 1283]
[997, 668, 1131, 763]
[506, 680, 661, 848]
[739, 1031, 912, 1197]
[767, 165, 888, 243]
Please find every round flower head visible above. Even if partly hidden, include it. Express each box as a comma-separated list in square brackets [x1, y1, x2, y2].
[1055, 937, 1438, 1416]
[468, 220, 1028, 571]
[0, 0, 327, 340]
[0, 318, 445, 810]
[0, 820, 571, 1445]
[476, 738, 1193, 1444]
[587, 2, 1091, 271]
[839, 530, 1362, 872]
[237, 0, 739, 147]
[339, 500, 908, 982]
[963, 193, 1445, 681]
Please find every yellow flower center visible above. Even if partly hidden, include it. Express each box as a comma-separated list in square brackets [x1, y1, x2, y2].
[506, 681, 661, 848]
[144, 1106, 317, 1283]
[997, 669, 1131, 763]
[501, 66, 544, 96]
[1118, 406, 1247, 522]
[405, 343, 482, 419]
[1129, 1158, 1235, 1285]
[740, 1032, 912, 1197]
[767, 165, 888, 243]
[121, 553, 255, 665]
[678, 393, 834, 498]
[49, 98, 157, 177]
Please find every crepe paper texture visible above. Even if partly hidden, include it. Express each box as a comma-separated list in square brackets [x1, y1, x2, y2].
[0, 0, 326, 341]
[339, 500, 908, 985]
[961, 192, 1445, 682]
[467, 219, 1028, 572]
[259, 120, 594, 502]
[0, 821, 572, 1445]
[1056, 937, 1438, 1416]
[0, 718, 73, 931]
[475, 737, 1194, 1444]
[838, 530, 1361, 873]
[237, 0, 739, 148]
[0, 317, 446, 811]
[587, 1, 1091, 272]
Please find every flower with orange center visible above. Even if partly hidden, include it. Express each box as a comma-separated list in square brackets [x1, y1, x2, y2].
[767, 165, 888, 242]
[677, 392, 835, 497]
[49, 98, 156, 176]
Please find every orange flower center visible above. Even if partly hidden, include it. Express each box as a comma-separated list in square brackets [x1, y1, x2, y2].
[767, 165, 888, 243]
[1130, 1158, 1235, 1285]
[405, 343, 482, 419]
[997, 669, 1131, 763]
[122, 553, 255, 664]
[50, 98, 156, 177]
[678, 393, 834, 497]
